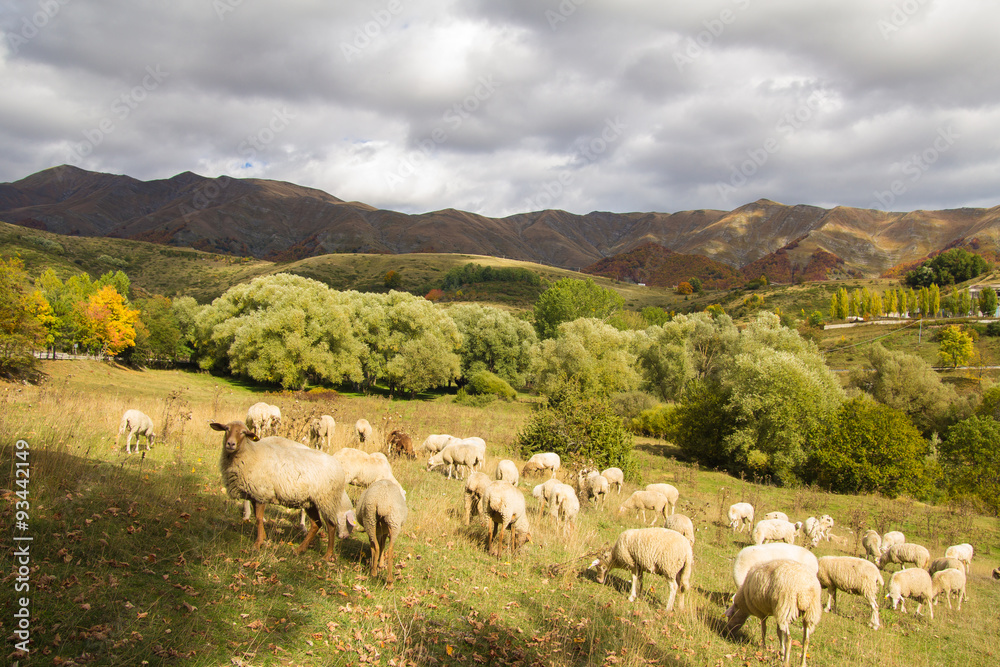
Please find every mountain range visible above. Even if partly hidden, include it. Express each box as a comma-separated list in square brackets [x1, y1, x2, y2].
[2, 165, 999, 280]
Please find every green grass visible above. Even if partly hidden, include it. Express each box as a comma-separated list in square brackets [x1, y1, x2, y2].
[3, 362, 1000, 666]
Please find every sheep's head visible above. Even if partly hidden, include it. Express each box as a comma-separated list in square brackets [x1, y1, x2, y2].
[589, 554, 610, 583]
[210, 420, 259, 453]
[521, 461, 543, 476]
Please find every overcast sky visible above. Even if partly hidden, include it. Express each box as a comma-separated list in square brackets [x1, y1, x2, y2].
[2, 0, 997, 217]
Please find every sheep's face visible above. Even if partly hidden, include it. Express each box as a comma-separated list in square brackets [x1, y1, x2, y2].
[589, 556, 609, 583]
[210, 421, 259, 453]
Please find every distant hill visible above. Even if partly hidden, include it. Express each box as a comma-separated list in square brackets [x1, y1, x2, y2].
[582, 242, 745, 289]
[4, 165, 1000, 278]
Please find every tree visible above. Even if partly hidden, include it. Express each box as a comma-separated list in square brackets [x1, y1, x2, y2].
[938, 325, 974, 368]
[75, 285, 140, 356]
[978, 287, 998, 317]
[533, 277, 624, 339]
[688, 277, 702, 293]
[0, 256, 55, 375]
[940, 416, 1000, 514]
[383, 270, 402, 289]
[533, 318, 641, 398]
[957, 288, 972, 317]
[675, 281, 693, 295]
[135, 295, 182, 362]
[448, 304, 536, 387]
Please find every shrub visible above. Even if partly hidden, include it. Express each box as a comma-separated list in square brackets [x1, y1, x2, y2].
[463, 369, 517, 401]
[985, 321, 1000, 337]
[631, 404, 676, 438]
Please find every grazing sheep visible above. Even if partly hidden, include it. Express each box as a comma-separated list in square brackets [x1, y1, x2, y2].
[531, 478, 561, 516]
[880, 530, 905, 554]
[733, 544, 819, 590]
[601, 467, 624, 494]
[817, 515, 834, 541]
[356, 479, 408, 583]
[663, 513, 695, 546]
[928, 557, 964, 576]
[764, 511, 789, 522]
[427, 442, 484, 480]
[333, 447, 404, 494]
[944, 543, 974, 574]
[816, 556, 884, 629]
[724, 559, 822, 667]
[245, 402, 279, 437]
[877, 543, 930, 571]
[886, 568, 934, 619]
[729, 502, 755, 533]
[355, 418, 373, 444]
[931, 568, 966, 610]
[420, 433, 459, 455]
[117, 409, 156, 453]
[549, 483, 577, 518]
[862, 530, 882, 562]
[386, 430, 416, 459]
[495, 459, 519, 487]
[752, 519, 802, 546]
[589, 527, 693, 609]
[211, 421, 349, 560]
[579, 469, 609, 504]
[551, 483, 580, 534]
[645, 483, 679, 515]
[457, 436, 487, 468]
[619, 489, 669, 526]
[308, 415, 336, 450]
[463, 472, 492, 525]
[993, 566, 1000, 580]
[483, 481, 531, 558]
[521, 452, 561, 478]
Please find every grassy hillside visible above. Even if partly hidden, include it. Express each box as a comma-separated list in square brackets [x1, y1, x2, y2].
[2, 361, 999, 666]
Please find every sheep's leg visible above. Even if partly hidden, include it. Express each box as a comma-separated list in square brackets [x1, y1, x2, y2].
[956, 590, 963, 611]
[296, 506, 321, 555]
[368, 530, 382, 577]
[495, 520, 506, 559]
[628, 570, 640, 602]
[776, 623, 789, 667]
[125, 429, 134, 454]
[382, 527, 397, 583]
[759, 618, 768, 650]
[252, 500, 268, 548]
[798, 623, 811, 667]
[242, 500, 253, 521]
[664, 579, 678, 612]
[868, 595, 880, 629]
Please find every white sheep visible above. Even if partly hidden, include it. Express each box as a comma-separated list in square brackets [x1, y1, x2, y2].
[764, 511, 789, 522]
[880, 530, 905, 554]
[732, 544, 819, 590]
[817, 515, 834, 541]
[463, 471, 492, 525]
[931, 568, 967, 611]
[494, 459, 519, 487]
[877, 543, 930, 571]
[752, 519, 802, 546]
[619, 489, 669, 526]
[427, 442, 484, 480]
[551, 483, 580, 534]
[645, 483, 679, 515]
[548, 482, 577, 518]
[457, 436, 487, 469]
[662, 513, 695, 546]
[211, 420, 349, 560]
[928, 556, 964, 575]
[356, 479, 408, 583]
[728, 502, 755, 533]
[802, 516, 833, 548]
[355, 418, 373, 444]
[944, 543, 974, 574]
[816, 556, 884, 629]
[420, 433, 460, 455]
[482, 480, 531, 558]
[885, 567, 934, 619]
[117, 409, 155, 453]
[521, 452, 561, 478]
[724, 559, 822, 667]
[531, 478, 561, 516]
[601, 467, 624, 494]
[579, 469, 609, 504]
[308, 415, 336, 450]
[861, 530, 882, 562]
[589, 527, 693, 609]
[333, 447, 404, 494]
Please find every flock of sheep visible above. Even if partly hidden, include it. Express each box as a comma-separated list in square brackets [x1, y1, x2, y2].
[115, 404, 981, 667]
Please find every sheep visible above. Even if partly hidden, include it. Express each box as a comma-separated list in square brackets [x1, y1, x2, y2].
[457, 436, 487, 467]
[816, 556, 884, 630]
[944, 543, 974, 574]
[728, 502, 755, 533]
[764, 511, 789, 522]
[645, 483, 679, 515]
[386, 429, 416, 459]
[579, 469, 610, 504]
[355, 418, 373, 444]
[619, 489, 669, 526]
[356, 479, 408, 583]
[333, 447, 404, 494]
[549, 482, 577, 519]
[601, 467, 624, 494]
[662, 513, 695, 546]
[521, 452, 560, 478]
[931, 568, 966, 611]
[308, 415, 336, 450]
[724, 559, 822, 667]
[420, 433, 459, 455]
[463, 471, 492, 525]
[803, 516, 833, 548]
[862, 530, 882, 562]
[928, 557, 964, 576]
[531, 478, 561, 516]
[732, 544, 819, 590]
[817, 515, 834, 541]
[880, 530, 905, 554]
[590, 527, 693, 609]
[885, 567, 934, 619]
[427, 442, 484, 480]
[877, 543, 930, 571]
[482, 481, 531, 558]
[495, 459, 519, 487]
[551, 483, 580, 534]
[211, 421, 349, 560]
[752, 519, 802, 546]
[117, 409, 155, 453]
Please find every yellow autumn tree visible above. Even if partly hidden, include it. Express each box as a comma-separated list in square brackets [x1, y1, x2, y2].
[75, 285, 140, 356]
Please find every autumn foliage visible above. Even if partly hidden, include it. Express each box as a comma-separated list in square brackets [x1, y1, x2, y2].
[75, 285, 141, 356]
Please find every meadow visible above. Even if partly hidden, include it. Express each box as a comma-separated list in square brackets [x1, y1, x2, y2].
[3, 360, 1000, 666]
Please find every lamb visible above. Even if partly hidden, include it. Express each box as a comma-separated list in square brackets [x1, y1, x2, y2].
[931, 568, 967, 611]
[521, 452, 561, 478]
[944, 543, 974, 574]
[308, 415, 336, 450]
[880, 530, 905, 554]
[246, 402, 281, 437]
[817, 515, 835, 541]
[117, 409, 156, 453]
[877, 543, 930, 571]
[211, 421, 349, 560]
[601, 467, 624, 494]
[426, 442, 484, 480]
[590, 527, 693, 609]
[732, 544, 819, 590]
[728, 502, 755, 533]
[386, 429, 416, 459]
[579, 469, 610, 504]
[885, 567, 934, 619]
[495, 459, 519, 487]
[816, 556, 884, 629]
[662, 513, 695, 546]
[619, 489, 669, 526]
[355, 418, 373, 444]
[463, 471, 492, 524]
[531, 478, 561, 516]
[861, 530, 882, 562]
[764, 511, 789, 522]
[333, 447, 404, 494]
[482, 480, 531, 558]
[928, 556, 964, 576]
[356, 479, 408, 583]
[724, 559, 822, 667]
[420, 433, 459, 455]
[803, 516, 833, 548]
[645, 483, 679, 515]
[752, 519, 802, 546]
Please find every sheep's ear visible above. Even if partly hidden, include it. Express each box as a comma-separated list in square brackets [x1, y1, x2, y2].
[209, 422, 227, 432]
[589, 558, 601, 569]
[246, 430, 260, 442]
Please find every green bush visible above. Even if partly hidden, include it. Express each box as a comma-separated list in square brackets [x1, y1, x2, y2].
[631, 404, 676, 438]
[985, 322, 1000, 337]
[463, 369, 517, 401]
[609, 391, 659, 422]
